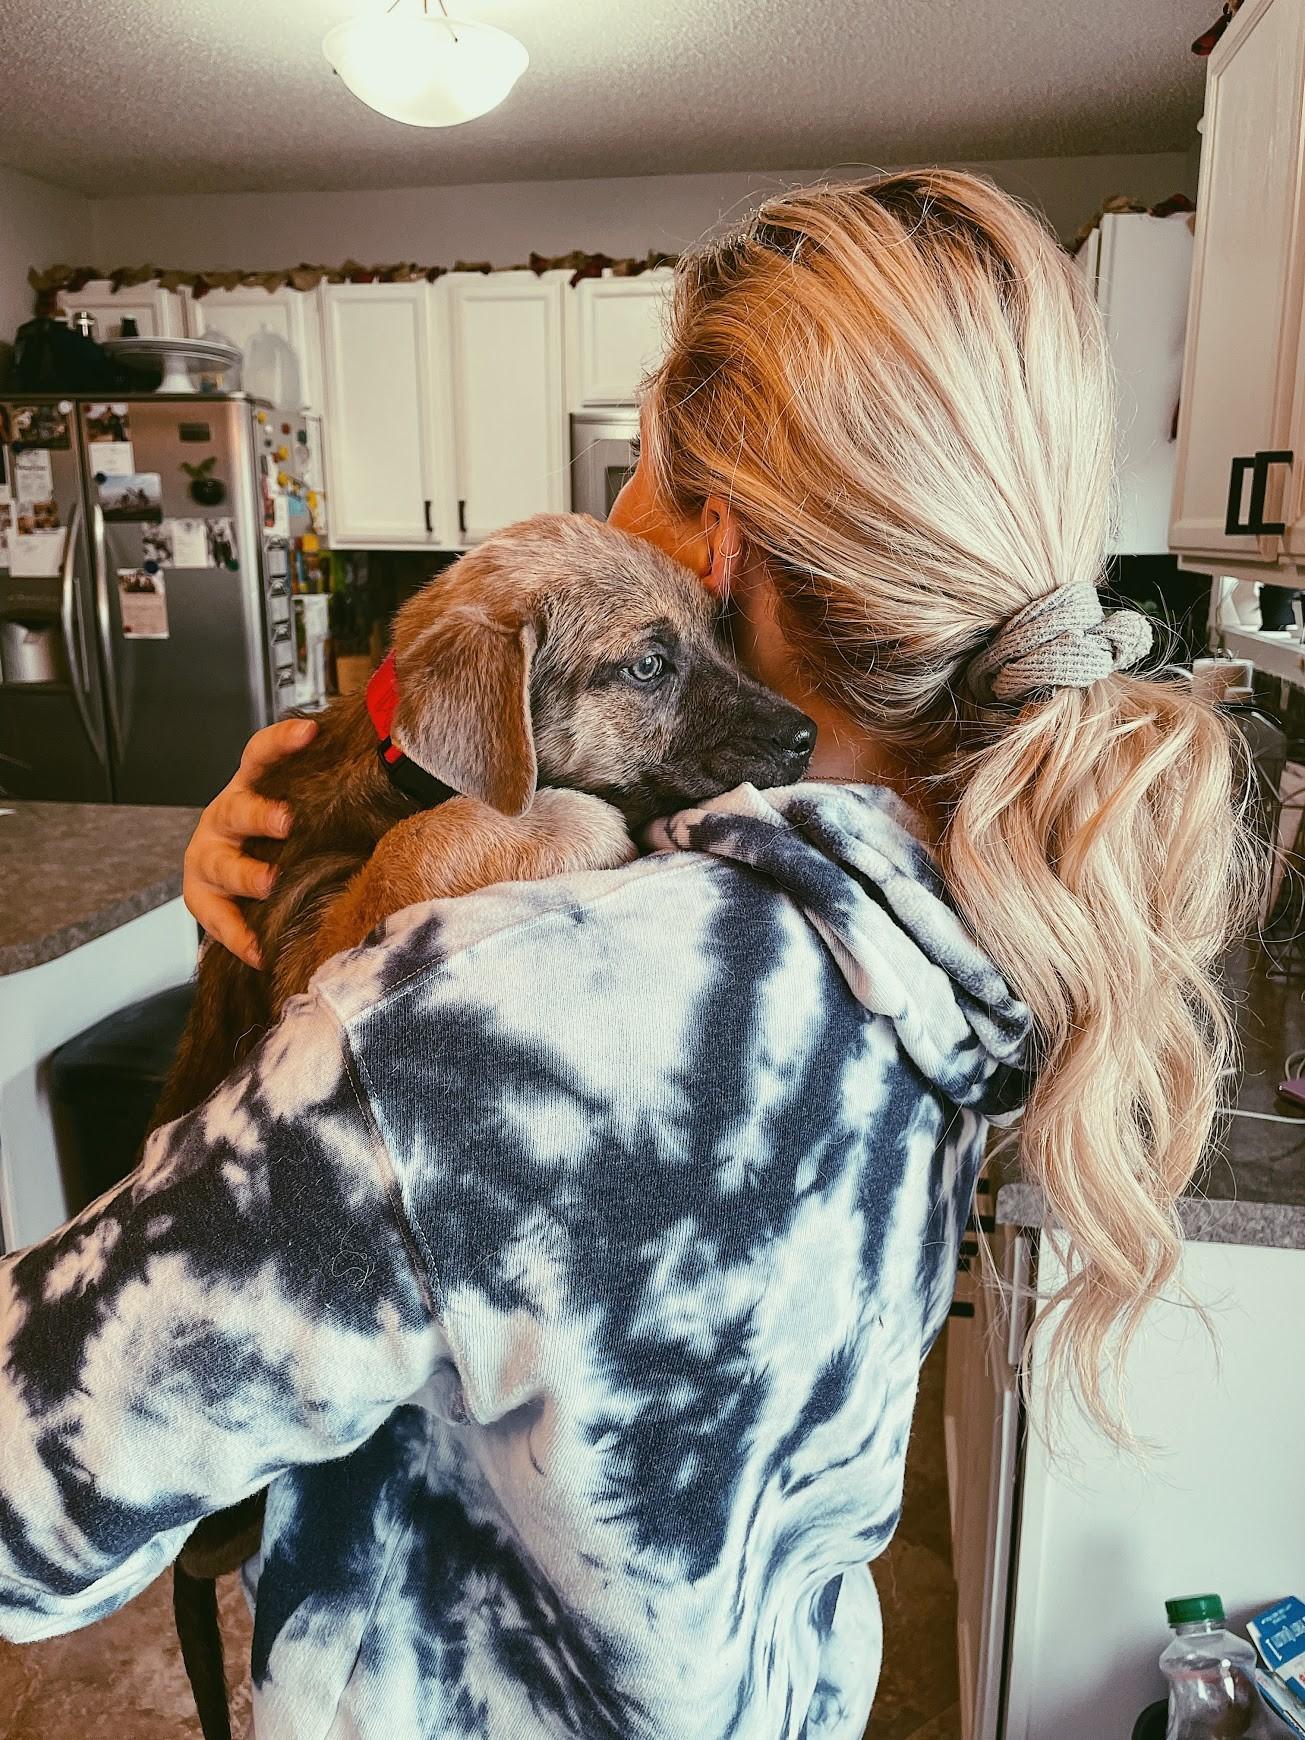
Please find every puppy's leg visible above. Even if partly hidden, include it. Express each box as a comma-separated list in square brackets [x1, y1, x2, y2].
[287, 791, 635, 984]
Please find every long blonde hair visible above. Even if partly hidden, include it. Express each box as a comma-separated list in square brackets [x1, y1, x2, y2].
[646, 170, 1255, 1431]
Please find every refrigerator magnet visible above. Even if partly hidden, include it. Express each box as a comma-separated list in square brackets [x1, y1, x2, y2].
[10, 527, 66, 578]
[118, 568, 169, 639]
[16, 497, 60, 534]
[206, 517, 238, 569]
[12, 405, 69, 450]
[98, 472, 163, 523]
[85, 404, 134, 476]
[84, 407, 135, 483]
[166, 517, 209, 569]
[13, 448, 53, 504]
[142, 524, 175, 568]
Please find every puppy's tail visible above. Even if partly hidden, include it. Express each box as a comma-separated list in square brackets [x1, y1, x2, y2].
[173, 1563, 232, 1740]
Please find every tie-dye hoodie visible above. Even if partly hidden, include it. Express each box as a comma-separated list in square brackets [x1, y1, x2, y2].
[0, 782, 1031, 1739]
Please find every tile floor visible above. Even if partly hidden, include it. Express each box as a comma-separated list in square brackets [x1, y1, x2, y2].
[0, 1343, 958, 1739]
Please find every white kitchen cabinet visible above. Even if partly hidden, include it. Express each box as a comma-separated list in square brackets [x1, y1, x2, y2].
[318, 280, 452, 548]
[56, 279, 187, 341]
[1078, 213, 1193, 555]
[444, 271, 568, 543]
[1170, 0, 1305, 573]
[948, 1228, 1305, 1740]
[571, 271, 674, 407]
[187, 285, 325, 413]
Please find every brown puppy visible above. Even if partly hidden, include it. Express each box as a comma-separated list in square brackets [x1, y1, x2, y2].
[161, 512, 816, 1740]
[155, 512, 815, 1125]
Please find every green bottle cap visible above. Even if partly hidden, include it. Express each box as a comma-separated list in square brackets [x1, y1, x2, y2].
[1166, 1594, 1225, 1625]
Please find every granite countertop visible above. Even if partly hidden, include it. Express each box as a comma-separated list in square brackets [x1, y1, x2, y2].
[0, 801, 201, 974]
[995, 942, 1305, 1250]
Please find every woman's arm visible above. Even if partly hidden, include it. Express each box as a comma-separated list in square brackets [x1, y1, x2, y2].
[0, 990, 442, 1642]
[183, 718, 318, 967]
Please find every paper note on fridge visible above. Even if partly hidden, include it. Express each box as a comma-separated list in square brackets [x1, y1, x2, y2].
[85, 404, 134, 476]
[13, 448, 53, 504]
[10, 528, 66, 578]
[90, 441, 135, 477]
[118, 568, 169, 639]
[167, 518, 210, 569]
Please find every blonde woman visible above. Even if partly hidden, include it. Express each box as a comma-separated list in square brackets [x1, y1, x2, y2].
[0, 174, 1248, 1739]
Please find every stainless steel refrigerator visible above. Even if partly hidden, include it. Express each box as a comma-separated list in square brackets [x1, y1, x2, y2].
[0, 393, 318, 805]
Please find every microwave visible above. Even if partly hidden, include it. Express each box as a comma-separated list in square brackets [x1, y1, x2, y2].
[570, 411, 639, 520]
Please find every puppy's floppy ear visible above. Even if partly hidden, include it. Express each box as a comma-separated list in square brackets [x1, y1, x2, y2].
[391, 604, 538, 816]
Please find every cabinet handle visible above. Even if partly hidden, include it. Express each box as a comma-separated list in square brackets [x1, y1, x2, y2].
[1250, 448, 1293, 538]
[457, 498, 467, 539]
[1225, 450, 1294, 537]
[1225, 456, 1256, 537]
[423, 498, 432, 536]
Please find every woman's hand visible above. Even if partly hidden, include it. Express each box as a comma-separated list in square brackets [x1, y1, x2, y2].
[183, 718, 318, 968]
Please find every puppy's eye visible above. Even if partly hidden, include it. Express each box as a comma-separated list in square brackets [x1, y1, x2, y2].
[622, 652, 666, 685]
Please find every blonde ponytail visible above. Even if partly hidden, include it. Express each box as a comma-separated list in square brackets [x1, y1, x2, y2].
[945, 676, 1252, 1428]
[647, 169, 1256, 1431]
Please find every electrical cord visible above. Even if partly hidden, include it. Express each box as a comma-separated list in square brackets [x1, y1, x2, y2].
[1219, 1054, 1305, 1125]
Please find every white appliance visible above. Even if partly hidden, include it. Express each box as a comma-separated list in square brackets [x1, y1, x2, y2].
[570, 411, 639, 520]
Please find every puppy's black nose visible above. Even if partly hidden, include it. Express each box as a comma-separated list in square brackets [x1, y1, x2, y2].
[784, 720, 816, 758]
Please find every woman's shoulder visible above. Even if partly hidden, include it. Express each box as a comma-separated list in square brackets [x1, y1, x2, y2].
[310, 843, 795, 1031]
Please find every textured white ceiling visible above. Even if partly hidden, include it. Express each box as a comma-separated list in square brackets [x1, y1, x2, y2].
[0, 0, 1208, 196]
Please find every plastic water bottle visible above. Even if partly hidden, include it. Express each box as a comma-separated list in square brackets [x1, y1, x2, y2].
[1161, 1594, 1283, 1737]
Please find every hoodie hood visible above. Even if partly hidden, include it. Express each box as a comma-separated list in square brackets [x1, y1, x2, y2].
[649, 781, 1034, 1116]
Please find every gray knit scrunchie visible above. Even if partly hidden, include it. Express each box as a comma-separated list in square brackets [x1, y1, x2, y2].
[963, 583, 1153, 706]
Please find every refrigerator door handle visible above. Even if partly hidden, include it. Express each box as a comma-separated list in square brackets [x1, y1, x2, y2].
[58, 499, 107, 767]
[92, 503, 125, 755]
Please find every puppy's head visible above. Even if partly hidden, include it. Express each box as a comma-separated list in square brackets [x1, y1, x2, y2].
[389, 514, 816, 826]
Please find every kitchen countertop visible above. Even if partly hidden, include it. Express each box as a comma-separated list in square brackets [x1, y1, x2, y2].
[0, 801, 201, 974]
[995, 940, 1305, 1249]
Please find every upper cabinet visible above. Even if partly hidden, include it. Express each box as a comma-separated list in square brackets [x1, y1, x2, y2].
[319, 281, 452, 549]
[186, 286, 325, 413]
[1078, 212, 1193, 556]
[56, 280, 187, 340]
[571, 271, 674, 407]
[444, 271, 568, 543]
[1170, 0, 1305, 573]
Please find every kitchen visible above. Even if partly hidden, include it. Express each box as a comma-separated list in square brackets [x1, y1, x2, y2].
[2, 2, 1305, 1738]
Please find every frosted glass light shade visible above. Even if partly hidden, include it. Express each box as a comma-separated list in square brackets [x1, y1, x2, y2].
[323, 14, 528, 128]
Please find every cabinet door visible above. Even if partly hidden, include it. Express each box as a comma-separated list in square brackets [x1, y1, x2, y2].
[1004, 1236, 1305, 1740]
[319, 282, 447, 547]
[188, 287, 324, 412]
[446, 273, 567, 543]
[56, 281, 187, 340]
[1170, 0, 1305, 566]
[1095, 214, 1194, 555]
[573, 274, 673, 406]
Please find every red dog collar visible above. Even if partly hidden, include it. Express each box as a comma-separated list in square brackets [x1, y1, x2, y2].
[365, 651, 458, 808]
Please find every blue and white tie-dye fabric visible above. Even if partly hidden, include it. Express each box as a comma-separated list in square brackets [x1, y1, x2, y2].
[0, 781, 1031, 1738]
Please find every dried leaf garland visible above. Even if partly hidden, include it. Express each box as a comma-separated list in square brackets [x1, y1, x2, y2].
[28, 249, 679, 302]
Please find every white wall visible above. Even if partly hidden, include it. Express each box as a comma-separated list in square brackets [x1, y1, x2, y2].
[0, 166, 91, 362]
[86, 152, 1199, 270]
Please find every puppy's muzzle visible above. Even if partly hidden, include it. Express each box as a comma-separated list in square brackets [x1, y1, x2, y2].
[741, 695, 818, 778]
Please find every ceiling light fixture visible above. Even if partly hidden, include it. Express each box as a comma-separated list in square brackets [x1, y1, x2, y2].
[323, 0, 529, 129]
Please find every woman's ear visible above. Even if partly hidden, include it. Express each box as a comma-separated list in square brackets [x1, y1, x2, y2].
[701, 495, 746, 599]
[391, 605, 538, 816]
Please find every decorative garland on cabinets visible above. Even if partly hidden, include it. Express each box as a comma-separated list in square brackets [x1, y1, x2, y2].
[29, 249, 679, 302]
[1066, 192, 1195, 259]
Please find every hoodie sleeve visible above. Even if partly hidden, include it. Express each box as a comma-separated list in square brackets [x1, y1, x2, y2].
[0, 990, 442, 1643]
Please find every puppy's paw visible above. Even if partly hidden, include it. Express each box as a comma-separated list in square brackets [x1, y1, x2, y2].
[526, 789, 637, 874]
